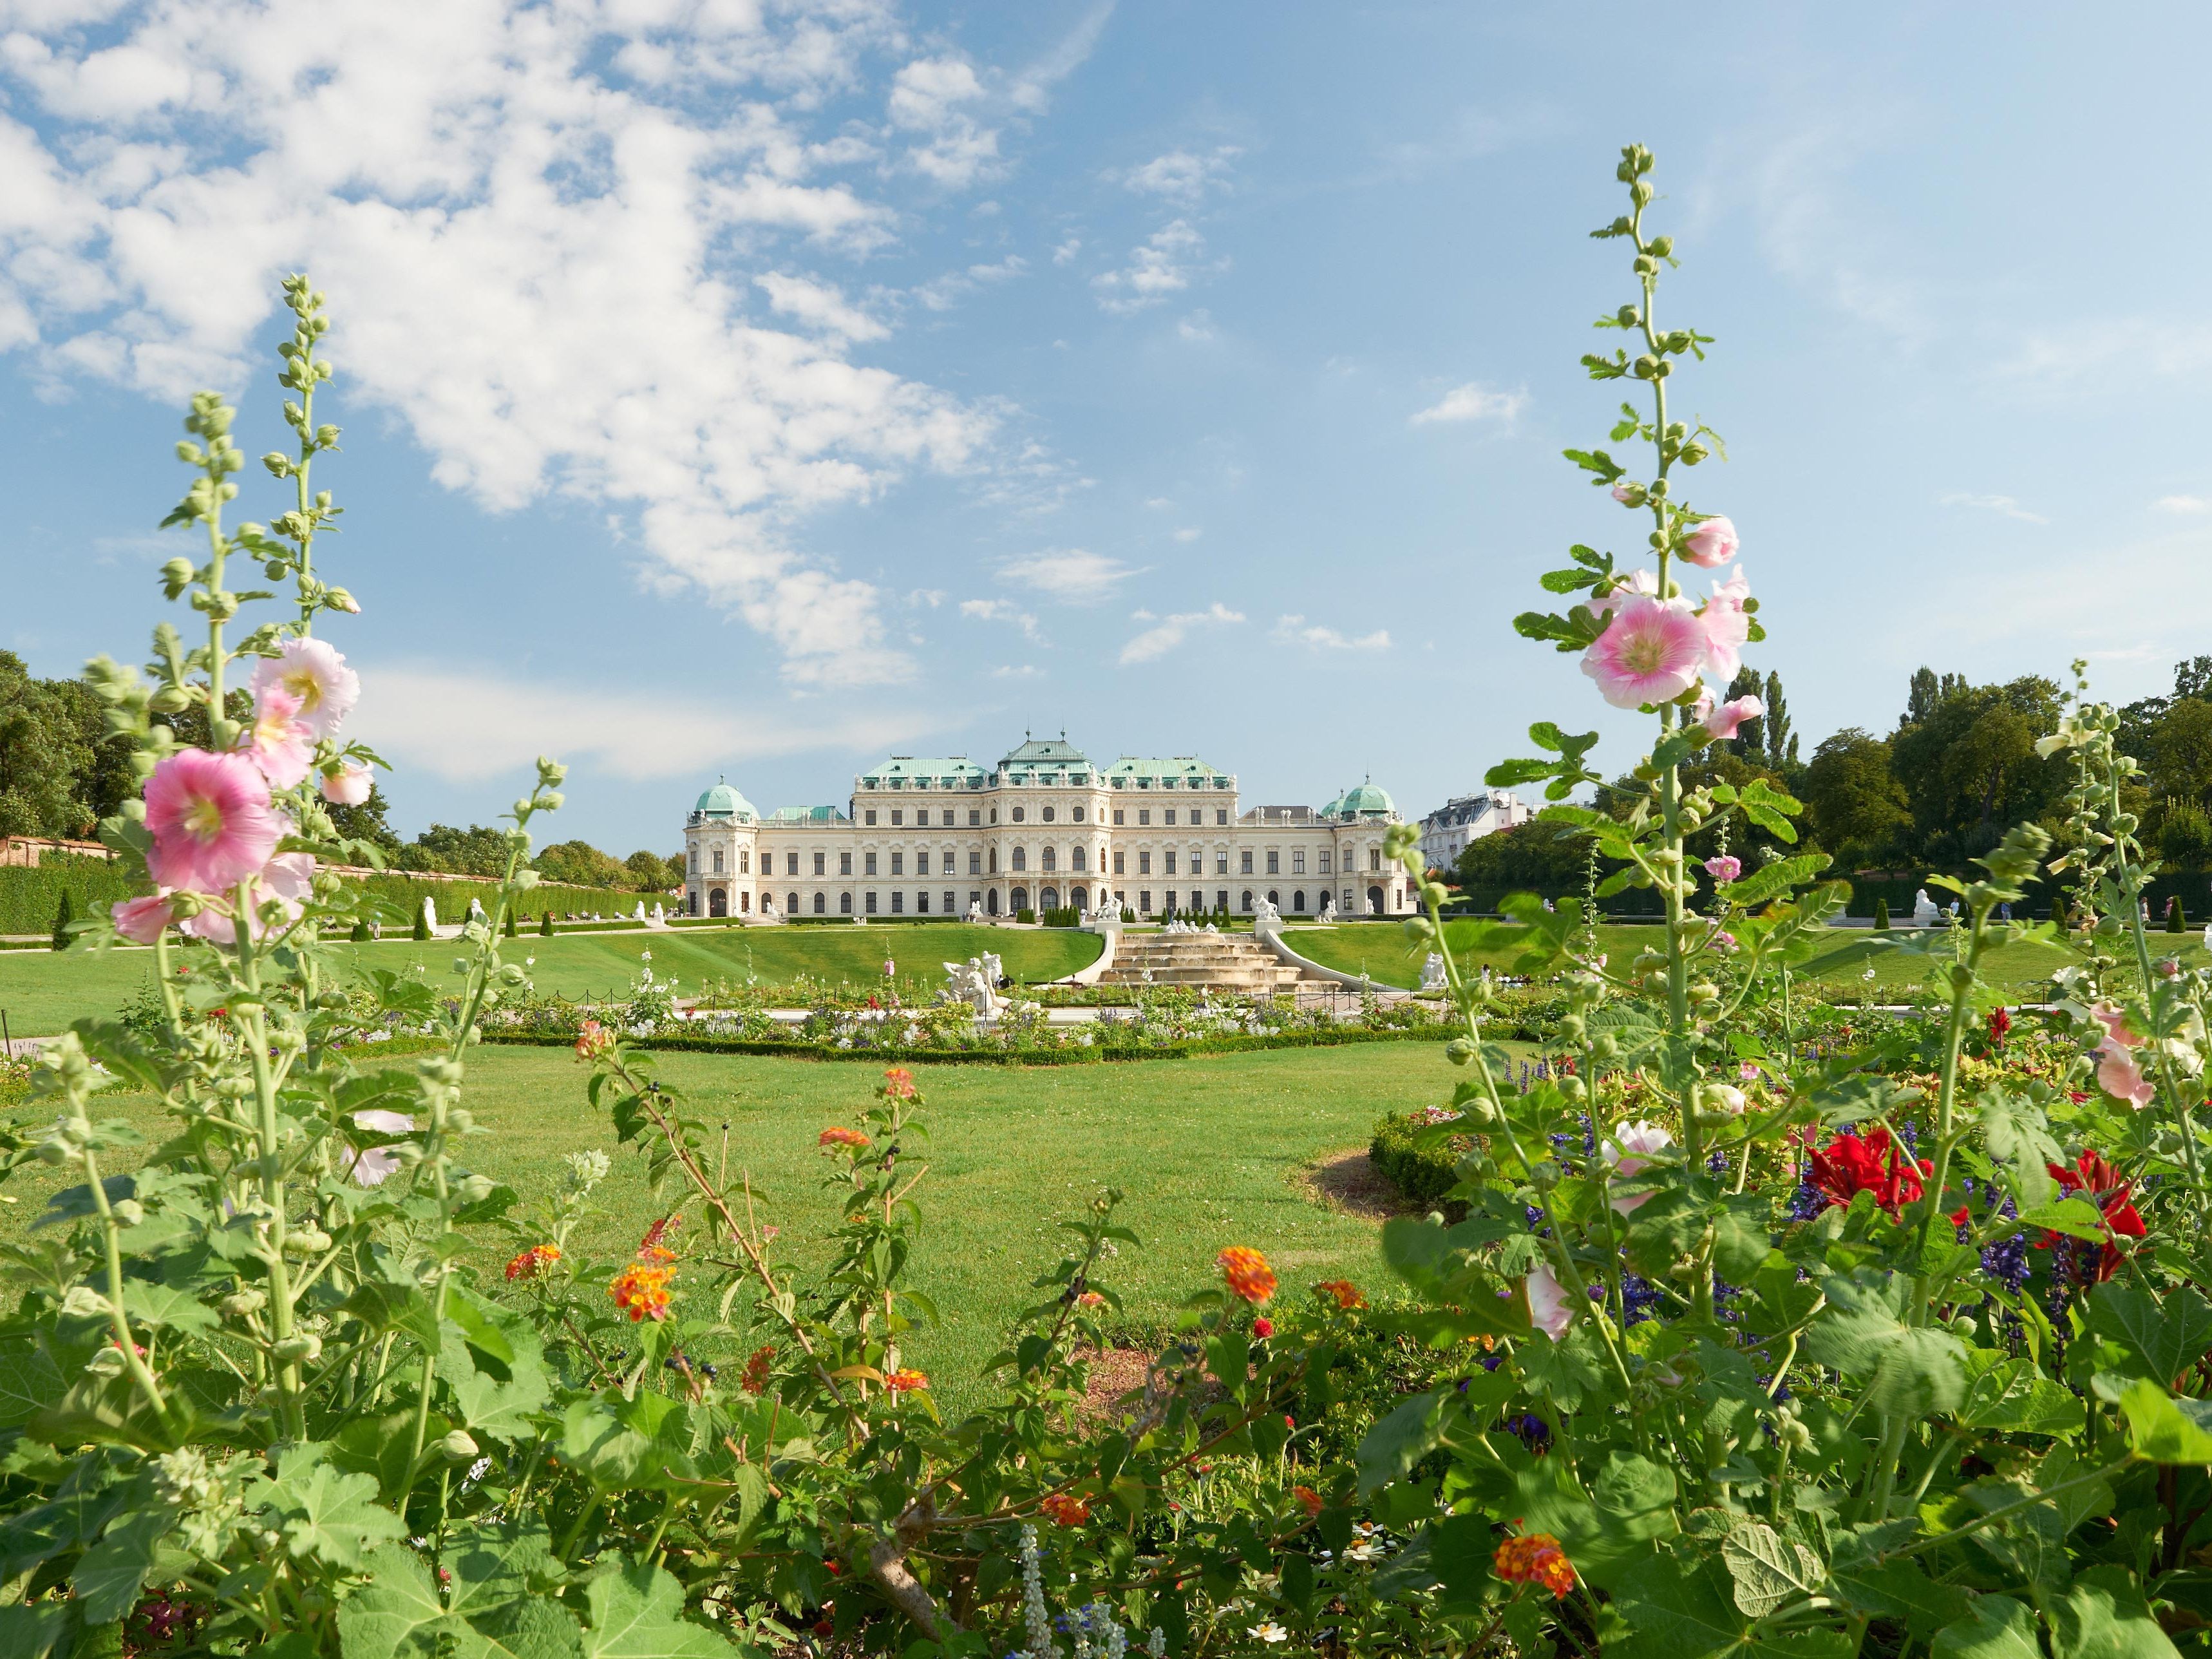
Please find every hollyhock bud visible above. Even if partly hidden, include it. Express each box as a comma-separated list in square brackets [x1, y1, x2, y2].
[1681, 515, 1739, 567]
[1524, 1264, 1573, 1339]
[1605, 1120, 1672, 1215]
[1703, 696, 1763, 741]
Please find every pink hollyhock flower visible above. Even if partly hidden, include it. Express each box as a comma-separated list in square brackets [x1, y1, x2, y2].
[2097, 1047, 2155, 1109]
[321, 763, 373, 806]
[1704, 855, 1742, 882]
[1524, 1264, 1573, 1338]
[179, 852, 316, 945]
[1703, 695, 1763, 741]
[1681, 515, 1739, 567]
[1698, 569, 1751, 677]
[1580, 594, 1706, 708]
[144, 750, 281, 896]
[241, 686, 315, 789]
[1605, 1120, 1673, 1214]
[1738, 1061, 1762, 1082]
[2090, 1001, 2142, 1049]
[112, 895, 175, 943]
[346, 1109, 415, 1186]
[251, 638, 360, 739]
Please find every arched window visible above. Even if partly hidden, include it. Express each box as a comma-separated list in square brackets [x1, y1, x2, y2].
[1072, 845, 1086, 871]
[1042, 806, 1055, 823]
[1012, 806, 1026, 823]
[840, 893, 853, 914]
[1012, 846, 1026, 871]
[1011, 886, 1029, 910]
[1268, 889, 1280, 908]
[988, 847, 998, 873]
[1293, 890, 1305, 912]
[788, 892, 800, 914]
[813, 893, 826, 913]
[1241, 889, 1253, 911]
[1042, 846, 1057, 871]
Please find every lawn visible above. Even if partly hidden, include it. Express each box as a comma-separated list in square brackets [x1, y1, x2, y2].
[1285, 918, 2209, 998]
[0, 1041, 1457, 1412]
[0, 924, 1102, 1037]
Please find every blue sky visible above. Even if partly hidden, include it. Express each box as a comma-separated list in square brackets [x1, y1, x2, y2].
[4, 1, 2209, 857]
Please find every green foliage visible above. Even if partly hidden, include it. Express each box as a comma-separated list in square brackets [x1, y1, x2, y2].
[48, 889, 72, 951]
[1368, 1110, 1466, 1211]
[1874, 895, 1891, 931]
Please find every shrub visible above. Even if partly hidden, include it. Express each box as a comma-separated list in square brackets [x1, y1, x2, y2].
[410, 902, 430, 940]
[349, 918, 368, 942]
[2168, 894, 2186, 932]
[49, 888, 73, 951]
[1873, 895, 1890, 930]
[1368, 1109, 1466, 1215]
[1016, 905, 1035, 924]
[539, 908, 554, 936]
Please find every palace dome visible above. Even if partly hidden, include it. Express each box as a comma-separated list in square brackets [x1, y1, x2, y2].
[691, 779, 757, 822]
[1334, 781, 1395, 819]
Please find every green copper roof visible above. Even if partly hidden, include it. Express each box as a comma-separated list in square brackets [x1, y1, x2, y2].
[1106, 756, 1230, 789]
[766, 804, 848, 824]
[999, 735, 1088, 767]
[1335, 781, 1395, 817]
[691, 779, 757, 822]
[859, 757, 988, 788]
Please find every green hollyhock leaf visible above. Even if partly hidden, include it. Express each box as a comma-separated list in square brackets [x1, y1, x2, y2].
[560, 1394, 697, 1493]
[2121, 1379, 2212, 1463]
[0, 1339, 68, 1430]
[1828, 1531, 1969, 1638]
[2089, 1285, 2212, 1384]
[449, 1599, 589, 1659]
[440, 1296, 553, 1445]
[72, 1508, 176, 1625]
[1954, 1349, 2086, 1435]
[339, 1543, 450, 1658]
[1720, 1522, 1823, 1619]
[260, 1446, 408, 1568]
[1504, 1451, 1679, 1593]
[444, 1517, 567, 1622]
[580, 1557, 739, 1658]
[2052, 1566, 2182, 1659]
[1804, 1271, 1965, 1417]
[0, 1602, 74, 1658]
[1355, 1390, 1454, 1496]
[1932, 1595, 2043, 1659]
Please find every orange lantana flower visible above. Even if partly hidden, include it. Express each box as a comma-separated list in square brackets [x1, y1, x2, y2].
[1494, 1533, 1576, 1598]
[885, 1368, 929, 1394]
[505, 1244, 561, 1282]
[610, 1262, 674, 1322]
[1217, 1246, 1277, 1305]
[1039, 1493, 1091, 1526]
[818, 1126, 870, 1152]
[1314, 1279, 1366, 1311]
[882, 1067, 918, 1100]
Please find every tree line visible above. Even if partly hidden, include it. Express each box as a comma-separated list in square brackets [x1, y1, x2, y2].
[0, 652, 684, 892]
[1455, 654, 2212, 892]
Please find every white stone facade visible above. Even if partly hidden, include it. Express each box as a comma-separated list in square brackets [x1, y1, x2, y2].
[1416, 790, 1534, 872]
[682, 736, 1410, 923]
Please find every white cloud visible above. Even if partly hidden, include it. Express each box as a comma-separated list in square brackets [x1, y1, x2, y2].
[356, 663, 934, 784]
[1052, 236, 1082, 265]
[2155, 494, 2211, 514]
[1274, 615, 1390, 652]
[1940, 491, 2047, 526]
[916, 253, 1030, 311]
[885, 6, 1110, 187]
[0, 1, 1033, 690]
[1113, 145, 1240, 207]
[991, 663, 1042, 679]
[1177, 308, 1215, 343]
[755, 272, 888, 343]
[1410, 382, 1529, 426]
[1093, 220, 1209, 313]
[1172, 527, 1200, 543]
[959, 596, 1043, 642]
[996, 547, 1139, 602]
[1143, 497, 1172, 509]
[1119, 602, 1243, 664]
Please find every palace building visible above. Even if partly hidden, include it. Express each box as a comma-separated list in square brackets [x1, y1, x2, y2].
[681, 734, 1408, 922]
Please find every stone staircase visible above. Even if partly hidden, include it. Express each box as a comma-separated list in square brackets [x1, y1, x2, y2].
[1097, 930, 1312, 992]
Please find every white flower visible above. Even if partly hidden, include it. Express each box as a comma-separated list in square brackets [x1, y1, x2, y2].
[1249, 1622, 1289, 1644]
[1605, 1119, 1672, 1214]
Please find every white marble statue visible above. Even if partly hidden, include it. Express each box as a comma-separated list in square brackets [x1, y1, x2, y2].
[633, 900, 648, 922]
[981, 951, 1004, 989]
[422, 896, 438, 933]
[967, 900, 986, 924]
[1419, 952, 1448, 994]
[941, 957, 1005, 1018]
[1317, 895, 1335, 922]
[466, 897, 486, 927]
[1912, 888, 1938, 927]
[651, 902, 666, 924]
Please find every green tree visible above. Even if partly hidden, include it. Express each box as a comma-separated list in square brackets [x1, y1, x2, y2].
[1761, 668, 1799, 772]
[326, 779, 403, 857]
[2150, 696, 2212, 814]
[625, 849, 677, 891]
[1890, 673, 2067, 860]
[0, 650, 93, 838]
[401, 823, 511, 877]
[536, 839, 629, 887]
[50, 889, 74, 951]
[1802, 728, 1913, 868]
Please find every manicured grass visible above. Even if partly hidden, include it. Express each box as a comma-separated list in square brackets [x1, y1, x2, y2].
[1285, 920, 2210, 999]
[0, 925, 1102, 1036]
[0, 1041, 1460, 1410]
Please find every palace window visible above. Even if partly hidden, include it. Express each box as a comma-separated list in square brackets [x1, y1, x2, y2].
[865, 891, 880, 913]
[1012, 806, 1025, 823]
[1012, 847, 1026, 871]
[1216, 810, 1228, 826]
[1241, 889, 1253, 911]
[915, 809, 929, 827]
[989, 848, 998, 873]
[1043, 806, 1055, 823]
[786, 851, 799, 877]
[1072, 846, 1086, 871]
[712, 849, 723, 873]
[840, 852, 853, 875]
[892, 891, 904, 913]
[1113, 810, 1124, 826]
[891, 852, 904, 875]
[1215, 851, 1227, 875]
[865, 810, 877, 826]
[688, 849, 697, 873]
[1319, 851, 1332, 874]
[1139, 890, 1152, 914]
[891, 810, 902, 826]
[943, 891, 956, 913]
[840, 893, 853, 913]
[1073, 806, 1084, 822]
[739, 851, 750, 873]
[1043, 846, 1057, 871]
[865, 851, 878, 876]
[1164, 810, 1176, 826]
[1139, 851, 1152, 875]
[917, 891, 929, 912]
[916, 850, 930, 875]
[969, 809, 981, 826]
[1371, 848, 1383, 871]
[787, 892, 799, 914]
[1138, 810, 1151, 826]
[1240, 850, 1254, 875]
[813, 851, 825, 876]
[969, 850, 981, 875]
[1113, 851, 1125, 874]
[1164, 851, 1176, 875]
[1292, 850, 1305, 875]
[813, 893, 826, 913]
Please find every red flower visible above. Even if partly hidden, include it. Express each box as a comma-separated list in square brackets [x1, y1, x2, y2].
[884, 1367, 929, 1394]
[1292, 1485, 1322, 1519]
[1217, 1246, 1277, 1304]
[881, 1066, 918, 1100]
[2045, 1150, 2145, 1282]
[638, 1215, 682, 1263]
[740, 1344, 775, 1396]
[1805, 1126, 1930, 1217]
[1987, 1006, 2012, 1048]
[1252, 1316, 1275, 1340]
[1495, 1533, 1576, 1598]
[1040, 1492, 1091, 1526]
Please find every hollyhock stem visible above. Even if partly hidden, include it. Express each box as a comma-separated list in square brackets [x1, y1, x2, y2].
[1910, 905, 1992, 1323]
[2108, 752, 2204, 1193]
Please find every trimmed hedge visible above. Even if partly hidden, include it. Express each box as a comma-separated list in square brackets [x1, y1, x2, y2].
[1369, 1110, 1470, 1217]
[483, 1025, 1452, 1066]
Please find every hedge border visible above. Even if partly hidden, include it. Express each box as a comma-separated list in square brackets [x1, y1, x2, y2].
[1368, 1110, 1469, 1218]
[482, 1025, 1454, 1066]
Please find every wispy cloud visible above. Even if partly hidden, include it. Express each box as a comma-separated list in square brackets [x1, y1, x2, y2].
[1093, 220, 1210, 314]
[916, 254, 1030, 312]
[1410, 382, 1528, 426]
[754, 273, 888, 343]
[355, 665, 932, 783]
[1274, 615, 1390, 651]
[1112, 145, 1241, 207]
[1177, 309, 1216, 343]
[991, 663, 1043, 679]
[960, 597, 1044, 642]
[2155, 494, 2211, 514]
[1119, 603, 1243, 664]
[1940, 491, 2047, 526]
[997, 548, 1141, 603]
